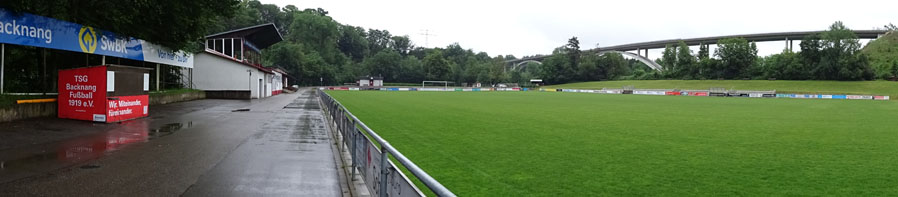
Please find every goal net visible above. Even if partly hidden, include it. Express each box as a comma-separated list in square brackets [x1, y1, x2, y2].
[422, 81, 451, 88]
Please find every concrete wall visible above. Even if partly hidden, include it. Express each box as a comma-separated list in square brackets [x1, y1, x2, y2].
[149, 91, 206, 105]
[0, 91, 206, 123]
[205, 91, 250, 100]
[193, 52, 275, 99]
[0, 102, 56, 123]
[193, 53, 252, 93]
[250, 69, 268, 99]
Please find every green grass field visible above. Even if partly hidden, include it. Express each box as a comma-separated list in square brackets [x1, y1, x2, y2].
[327, 90, 898, 196]
[544, 80, 898, 98]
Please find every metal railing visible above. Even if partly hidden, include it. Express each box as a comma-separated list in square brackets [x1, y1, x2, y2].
[318, 89, 456, 197]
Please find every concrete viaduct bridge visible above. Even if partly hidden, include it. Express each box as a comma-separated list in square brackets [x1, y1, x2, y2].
[506, 30, 888, 71]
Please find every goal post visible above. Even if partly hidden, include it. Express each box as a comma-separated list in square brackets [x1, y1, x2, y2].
[422, 80, 450, 88]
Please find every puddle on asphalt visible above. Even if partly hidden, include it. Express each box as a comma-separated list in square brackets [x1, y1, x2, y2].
[0, 119, 194, 182]
[147, 122, 193, 140]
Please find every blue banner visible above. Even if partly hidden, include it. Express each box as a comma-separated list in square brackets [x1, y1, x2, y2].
[0, 8, 193, 68]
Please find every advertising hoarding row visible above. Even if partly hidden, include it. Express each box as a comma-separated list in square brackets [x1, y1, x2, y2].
[322, 86, 889, 101]
[0, 8, 193, 68]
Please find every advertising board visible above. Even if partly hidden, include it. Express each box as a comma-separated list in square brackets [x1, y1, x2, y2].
[59, 65, 150, 123]
[634, 90, 666, 95]
[58, 66, 107, 122]
[847, 95, 873, 100]
[105, 95, 148, 122]
[687, 92, 709, 96]
[0, 8, 193, 68]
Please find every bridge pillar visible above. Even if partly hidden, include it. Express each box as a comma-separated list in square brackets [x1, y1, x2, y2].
[789, 40, 795, 51]
[785, 38, 794, 52]
[644, 49, 649, 59]
[785, 38, 788, 51]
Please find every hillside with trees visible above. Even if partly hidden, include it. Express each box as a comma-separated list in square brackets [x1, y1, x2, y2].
[862, 26, 898, 80]
[9, 0, 892, 87]
[218, 0, 893, 86]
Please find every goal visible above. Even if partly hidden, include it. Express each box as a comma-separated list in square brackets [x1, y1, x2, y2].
[422, 81, 451, 88]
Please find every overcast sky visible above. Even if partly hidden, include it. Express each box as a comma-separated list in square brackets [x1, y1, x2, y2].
[260, 0, 895, 58]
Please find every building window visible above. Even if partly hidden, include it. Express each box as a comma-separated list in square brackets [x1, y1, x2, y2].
[236, 40, 243, 60]
[213, 39, 222, 53]
[205, 38, 249, 62]
[224, 39, 233, 57]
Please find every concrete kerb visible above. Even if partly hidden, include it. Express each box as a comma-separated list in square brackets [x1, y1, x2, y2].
[319, 93, 371, 197]
[1, 91, 206, 123]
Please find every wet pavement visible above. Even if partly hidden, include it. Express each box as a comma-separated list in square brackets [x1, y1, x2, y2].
[182, 90, 343, 196]
[0, 88, 344, 196]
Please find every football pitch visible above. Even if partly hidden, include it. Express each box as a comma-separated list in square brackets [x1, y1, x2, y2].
[326, 90, 898, 196]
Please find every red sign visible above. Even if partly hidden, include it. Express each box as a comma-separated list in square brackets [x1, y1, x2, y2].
[59, 65, 149, 123]
[665, 91, 681, 96]
[688, 92, 709, 96]
[58, 66, 107, 122]
[106, 95, 149, 122]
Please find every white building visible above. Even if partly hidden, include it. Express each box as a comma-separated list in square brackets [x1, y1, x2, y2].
[358, 76, 383, 87]
[192, 24, 285, 99]
[270, 67, 289, 95]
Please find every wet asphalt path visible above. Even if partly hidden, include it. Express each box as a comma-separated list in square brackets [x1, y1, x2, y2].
[0, 88, 343, 196]
[182, 90, 342, 196]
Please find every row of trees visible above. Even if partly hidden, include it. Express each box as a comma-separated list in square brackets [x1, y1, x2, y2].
[525, 21, 892, 84]
[208, 1, 674, 86]
[535, 38, 641, 84]
[4, 1, 892, 87]
[217, 1, 519, 86]
[656, 21, 877, 81]
[237, 3, 890, 85]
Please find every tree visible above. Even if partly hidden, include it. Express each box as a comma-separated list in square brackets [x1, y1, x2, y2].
[697, 58, 721, 79]
[390, 36, 412, 56]
[504, 55, 518, 61]
[660, 44, 677, 74]
[363, 50, 402, 81]
[697, 43, 710, 60]
[761, 50, 802, 79]
[816, 21, 873, 80]
[799, 34, 822, 79]
[892, 61, 898, 78]
[522, 62, 543, 81]
[861, 27, 898, 79]
[565, 37, 581, 70]
[542, 47, 572, 84]
[884, 23, 897, 31]
[599, 52, 629, 80]
[398, 56, 424, 83]
[487, 59, 508, 84]
[676, 41, 696, 78]
[715, 37, 757, 79]
[578, 53, 600, 81]
[289, 11, 340, 63]
[423, 50, 451, 80]
[338, 25, 369, 62]
[249, 1, 295, 35]
[367, 29, 392, 56]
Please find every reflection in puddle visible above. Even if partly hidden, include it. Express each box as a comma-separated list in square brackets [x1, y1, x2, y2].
[58, 120, 150, 162]
[0, 120, 194, 182]
[148, 122, 192, 140]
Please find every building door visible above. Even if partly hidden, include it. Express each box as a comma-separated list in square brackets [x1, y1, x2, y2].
[259, 79, 263, 98]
